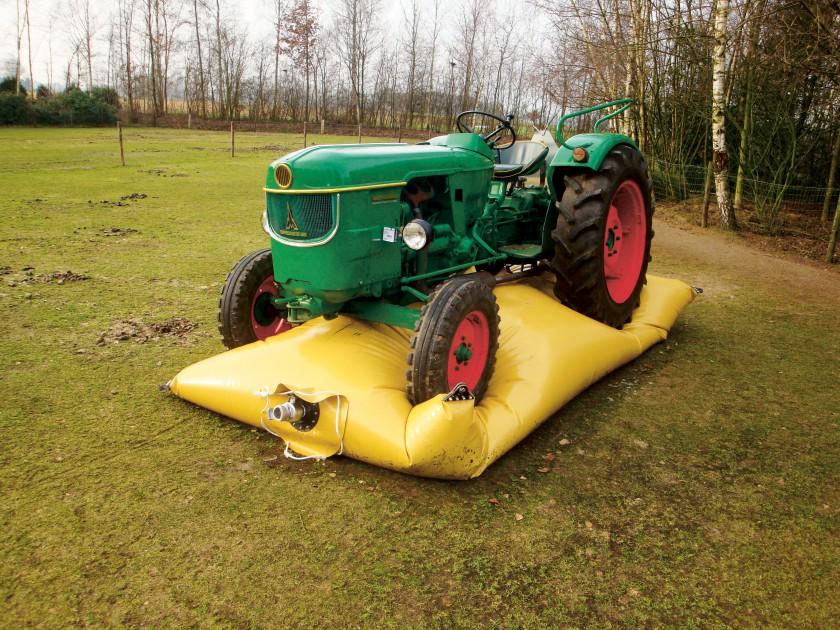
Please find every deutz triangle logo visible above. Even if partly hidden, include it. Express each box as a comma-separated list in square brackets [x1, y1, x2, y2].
[285, 203, 299, 231]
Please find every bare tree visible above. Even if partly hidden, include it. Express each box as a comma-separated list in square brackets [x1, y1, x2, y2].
[280, 0, 318, 122]
[272, 0, 284, 118]
[190, 0, 206, 116]
[400, 0, 421, 127]
[118, 0, 137, 114]
[712, 0, 735, 229]
[15, 0, 23, 94]
[336, 0, 380, 125]
[24, 0, 35, 98]
[456, 0, 483, 114]
[68, 0, 96, 90]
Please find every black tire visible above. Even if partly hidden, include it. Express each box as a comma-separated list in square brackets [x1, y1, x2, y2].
[550, 145, 654, 328]
[218, 248, 289, 349]
[407, 276, 500, 404]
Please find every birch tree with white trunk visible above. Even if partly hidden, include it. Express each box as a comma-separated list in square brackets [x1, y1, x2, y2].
[712, 0, 735, 229]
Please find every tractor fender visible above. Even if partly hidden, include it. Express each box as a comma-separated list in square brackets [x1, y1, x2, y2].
[546, 133, 640, 199]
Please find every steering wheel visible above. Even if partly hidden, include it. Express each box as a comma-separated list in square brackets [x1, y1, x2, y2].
[456, 111, 517, 150]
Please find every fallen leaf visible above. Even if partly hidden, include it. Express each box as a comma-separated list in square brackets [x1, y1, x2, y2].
[585, 520, 594, 529]
[543, 452, 556, 462]
[633, 439, 649, 449]
[488, 497, 500, 505]
[328, 472, 336, 478]
[519, 475, 527, 480]
[537, 467, 550, 473]
[514, 513, 524, 521]
[559, 438, 571, 446]
[262, 455, 278, 463]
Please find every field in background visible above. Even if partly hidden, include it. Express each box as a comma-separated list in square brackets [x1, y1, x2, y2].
[0, 127, 838, 626]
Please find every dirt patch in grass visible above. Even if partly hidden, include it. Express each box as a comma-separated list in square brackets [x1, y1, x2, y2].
[140, 168, 187, 177]
[96, 317, 197, 345]
[4, 267, 90, 285]
[87, 193, 148, 207]
[99, 227, 138, 236]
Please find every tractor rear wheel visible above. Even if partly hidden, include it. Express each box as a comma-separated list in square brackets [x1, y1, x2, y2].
[550, 145, 653, 328]
[407, 275, 500, 405]
[218, 248, 292, 349]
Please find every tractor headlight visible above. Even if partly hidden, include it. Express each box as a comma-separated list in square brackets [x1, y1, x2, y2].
[402, 219, 433, 251]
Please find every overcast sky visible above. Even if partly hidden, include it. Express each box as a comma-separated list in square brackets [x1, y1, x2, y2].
[0, 0, 411, 88]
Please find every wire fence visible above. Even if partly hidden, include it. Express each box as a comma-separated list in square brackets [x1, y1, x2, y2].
[650, 158, 838, 230]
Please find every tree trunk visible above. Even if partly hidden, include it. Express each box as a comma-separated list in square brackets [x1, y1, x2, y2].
[85, 0, 93, 90]
[25, 0, 34, 99]
[821, 129, 840, 223]
[146, 0, 158, 123]
[712, 0, 735, 230]
[702, 160, 713, 228]
[125, 8, 134, 115]
[15, 0, 22, 94]
[193, 0, 206, 118]
[826, 193, 840, 263]
[734, 0, 760, 215]
[733, 76, 752, 214]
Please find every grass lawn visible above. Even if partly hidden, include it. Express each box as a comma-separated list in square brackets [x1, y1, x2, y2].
[0, 127, 838, 627]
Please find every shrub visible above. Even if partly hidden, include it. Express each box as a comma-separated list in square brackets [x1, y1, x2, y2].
[0, 77, 26, 96]
[0, 84, 117, 126]
[0, 93, 30, 124]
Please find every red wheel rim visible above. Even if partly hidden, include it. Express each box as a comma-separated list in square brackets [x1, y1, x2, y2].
[250, 275, 292, 340]
[604, 179, 647, 304]
[446, 310, 490, 391]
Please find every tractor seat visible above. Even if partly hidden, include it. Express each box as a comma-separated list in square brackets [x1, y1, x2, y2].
[493, 141, 550, 181]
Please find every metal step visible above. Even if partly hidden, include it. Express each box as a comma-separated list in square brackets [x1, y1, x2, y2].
[499, 243, 543, 259]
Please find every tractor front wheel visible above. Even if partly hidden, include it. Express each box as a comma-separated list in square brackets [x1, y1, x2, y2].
[218, 248, 292, 349]
[550, 145, 653, 328]
[407, 276, 500, 404]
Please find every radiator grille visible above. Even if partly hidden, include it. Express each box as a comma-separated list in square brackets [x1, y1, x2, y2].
[268, 194, 334, 241]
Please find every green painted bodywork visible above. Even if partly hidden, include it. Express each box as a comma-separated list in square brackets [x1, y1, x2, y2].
[263, 133, 504, 324]
[257, 105, 641, 328]
[264, 135, 492, 191]
[548, 133, 639, 171]
[545, 133, 638, 202]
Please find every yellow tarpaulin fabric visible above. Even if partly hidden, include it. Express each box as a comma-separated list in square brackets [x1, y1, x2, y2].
[170, 274, 695, 479]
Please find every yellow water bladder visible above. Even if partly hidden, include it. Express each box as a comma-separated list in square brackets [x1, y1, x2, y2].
[169, 274, 695, 479]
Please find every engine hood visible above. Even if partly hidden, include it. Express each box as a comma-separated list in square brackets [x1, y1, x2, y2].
[264, 134, 493, 192]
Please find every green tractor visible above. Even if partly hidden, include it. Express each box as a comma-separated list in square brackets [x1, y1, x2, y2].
[219, 99, 653, 404]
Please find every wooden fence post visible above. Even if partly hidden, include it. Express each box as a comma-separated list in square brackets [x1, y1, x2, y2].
[187, 112, 191, 129]
[701, 160, 712, 228]
[397, 125, 402, 143]
[117, 121, 125, 166]
[230, 121, 235, 157]
[320, 119, 325, 134]
[358, 123, 362, 143]
[303, 121, 308, 148]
